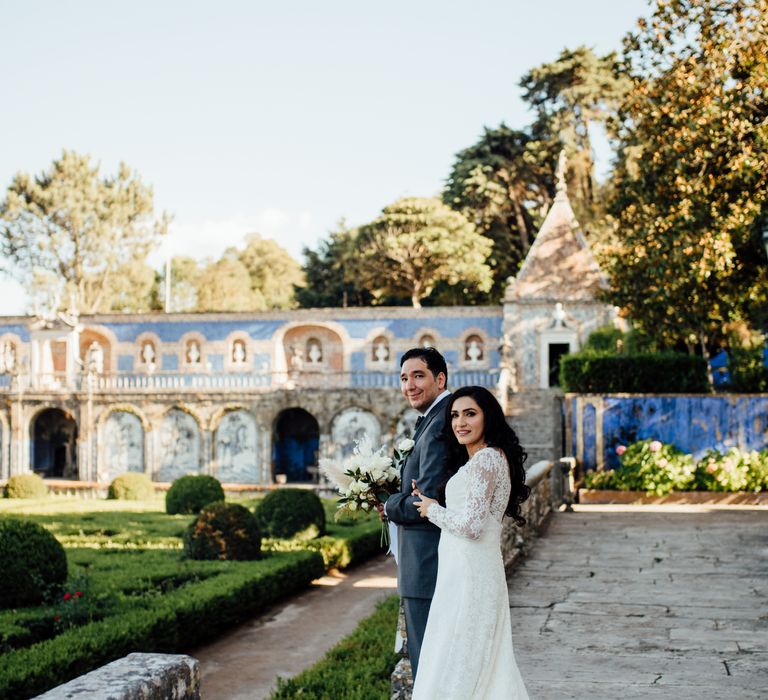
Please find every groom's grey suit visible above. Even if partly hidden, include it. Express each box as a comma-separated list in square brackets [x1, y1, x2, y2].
[385, 394, 450, 676]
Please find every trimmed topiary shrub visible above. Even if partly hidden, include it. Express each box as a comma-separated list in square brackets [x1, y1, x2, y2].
[560, 352, 709, 393]
[108, 472, 155, 501]
[0, 519, 67, 609]
[256, 488, 326, 540]
[184, 502, 261, 561]
[166, 475, 224, 515]
[5, 473, 48, 499]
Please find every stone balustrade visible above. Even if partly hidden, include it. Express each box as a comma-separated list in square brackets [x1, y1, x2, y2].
[33, 653, 199, 700]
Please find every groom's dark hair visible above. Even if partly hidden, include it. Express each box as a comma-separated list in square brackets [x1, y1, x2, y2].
[400, 347, 448, 385]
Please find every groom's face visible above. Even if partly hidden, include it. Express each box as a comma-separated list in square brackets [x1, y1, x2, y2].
[400, 357, 446, 412]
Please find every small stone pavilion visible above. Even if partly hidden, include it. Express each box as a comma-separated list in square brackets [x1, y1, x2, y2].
[0, 155, 615, 487]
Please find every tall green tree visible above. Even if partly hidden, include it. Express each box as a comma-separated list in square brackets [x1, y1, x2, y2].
[195, 257, 259, 312]
[353, 197, 493, 308]
[0, 150, 167, 313]
[235, 233, 304, 309]
[297, 221, 376, 308]
[520, 46, 630, 223]
[604, 0, 768, 359]
[443, 125, 554, 301]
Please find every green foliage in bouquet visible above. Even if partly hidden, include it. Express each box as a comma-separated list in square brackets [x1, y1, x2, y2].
[5, 473, 48, 499]
[0, 519, 67, 609]
[255, 488, 326, 540]
[184, 502, 261, 561]
[108, 472, 155, 501]
[166, 474, 224, 515]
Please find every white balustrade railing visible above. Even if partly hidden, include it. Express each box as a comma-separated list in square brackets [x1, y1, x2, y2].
[0, 367, 501, 393]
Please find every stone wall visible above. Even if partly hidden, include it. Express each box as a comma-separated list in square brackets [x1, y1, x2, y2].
[507, 389, 564, 465]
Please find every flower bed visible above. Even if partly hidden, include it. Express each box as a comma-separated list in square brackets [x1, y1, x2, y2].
[584, 440, 768, 496]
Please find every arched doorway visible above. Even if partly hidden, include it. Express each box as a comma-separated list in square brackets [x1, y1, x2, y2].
[273, 408, 319, 482]
[31, 408, 78, 479]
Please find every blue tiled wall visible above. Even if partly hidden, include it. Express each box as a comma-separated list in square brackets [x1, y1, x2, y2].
[117, 355, 134, 372]
[572, 395, 768, 470]
[161, 354, 178, 371]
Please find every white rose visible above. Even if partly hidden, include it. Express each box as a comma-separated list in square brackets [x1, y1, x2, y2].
[348, 501, 358, 511]
[361, 502, 371, 511]
[368, 467, 384, 481]
[398, 438, 415, 453]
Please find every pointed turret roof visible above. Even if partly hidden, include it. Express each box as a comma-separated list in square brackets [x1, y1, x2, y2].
[505, 151, 607, 302]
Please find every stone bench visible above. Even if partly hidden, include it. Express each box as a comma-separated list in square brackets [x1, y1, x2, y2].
[33, 653, 199, 700]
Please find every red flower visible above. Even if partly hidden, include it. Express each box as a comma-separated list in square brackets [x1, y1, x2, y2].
[63, 593, 72, 601]
[53, 615, 61, 621]
[74, 591, 83, 598]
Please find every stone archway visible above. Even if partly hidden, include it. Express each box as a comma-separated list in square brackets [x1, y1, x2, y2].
[273, 408, 319, 483]
[31, 408, 78, 479]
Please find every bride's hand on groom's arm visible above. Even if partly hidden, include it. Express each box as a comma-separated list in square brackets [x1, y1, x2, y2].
[411, 480, 437, 518]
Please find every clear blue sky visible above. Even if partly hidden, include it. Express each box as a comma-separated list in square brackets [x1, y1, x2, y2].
[0, 0, 650, 314]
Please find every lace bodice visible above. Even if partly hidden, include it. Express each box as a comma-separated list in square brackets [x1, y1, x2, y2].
[426, 447, 511, 540]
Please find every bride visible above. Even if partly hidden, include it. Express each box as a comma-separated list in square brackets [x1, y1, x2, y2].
[411, 385, 531, 699]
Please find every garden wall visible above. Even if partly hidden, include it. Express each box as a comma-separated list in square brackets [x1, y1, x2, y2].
[566, 394, 768, 471]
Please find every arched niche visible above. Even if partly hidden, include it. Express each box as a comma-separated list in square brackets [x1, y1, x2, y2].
[272, 408, 319, 482]
[156, 408, 201, 482]
[30, 408, 78, 479]
[331, 407, 382, 459]
[215, 409, 258, 483]
[100, 410, 145, 482]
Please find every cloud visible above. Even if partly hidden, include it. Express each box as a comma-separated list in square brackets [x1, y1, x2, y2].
[153, 209, 320, 265]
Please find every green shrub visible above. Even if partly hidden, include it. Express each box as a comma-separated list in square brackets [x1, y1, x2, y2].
[606, 439, 695, 495]
[270, 595, 399, 699]
[729, 342, 768, 392]
[583, 470, 618, 490]
[5, 473, 47, 499]
[583, 325, 624, 353]
[0, 519, 67, 609]
[184, 502, 261, 561]
[0, 551, 324, 699]
[694, 448, 768, 492]
[108, 472, 155, 500]
[256, 488, 326, 540]
[166, 475, 224, 515]
[560, 352, 709, 393]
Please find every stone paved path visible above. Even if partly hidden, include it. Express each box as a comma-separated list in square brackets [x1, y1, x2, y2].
[193, 554, 397, 700]
[509, 504, 768, 699]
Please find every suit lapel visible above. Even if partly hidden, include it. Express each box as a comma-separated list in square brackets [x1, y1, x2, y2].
[412, 395, 448, 444]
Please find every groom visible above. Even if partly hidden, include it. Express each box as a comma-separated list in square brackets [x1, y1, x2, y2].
[383, 346, 451, 676]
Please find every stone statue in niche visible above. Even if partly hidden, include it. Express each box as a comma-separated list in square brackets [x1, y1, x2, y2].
[307, 339, 322, 364]
[141, 341, 155, 366]
[289, 345, 304, 373]
[87, 341, 104, 374]
[216, 410, 258, 483]
[101, 411, 144, 482]
[466, 337, 483, 363]
[186, 340, 201, 365]
[419, 335, 435, 349]
[373, 339, 389, 362]
[232, 340, 247, 364]
[0, 342, 16, 373]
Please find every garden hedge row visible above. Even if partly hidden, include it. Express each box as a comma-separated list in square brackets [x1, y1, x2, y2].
[270, 595, 400, 699]
[560, 352, 709, 393]
[262, 515, 383, 569]
[0, 550, 324, 699]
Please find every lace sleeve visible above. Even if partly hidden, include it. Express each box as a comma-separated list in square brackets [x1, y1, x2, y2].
[426, 448, 504, 540]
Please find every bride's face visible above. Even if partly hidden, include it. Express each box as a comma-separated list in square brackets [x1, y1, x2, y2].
[450, 396, 485, 453]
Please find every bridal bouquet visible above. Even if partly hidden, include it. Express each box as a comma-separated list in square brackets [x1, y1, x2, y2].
[319, 435, 403, 544]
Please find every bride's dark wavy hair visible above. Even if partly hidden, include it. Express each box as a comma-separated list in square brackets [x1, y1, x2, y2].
[438, 386, 530, 526]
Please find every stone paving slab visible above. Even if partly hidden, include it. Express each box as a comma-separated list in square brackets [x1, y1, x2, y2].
[507, 504, 768, 699]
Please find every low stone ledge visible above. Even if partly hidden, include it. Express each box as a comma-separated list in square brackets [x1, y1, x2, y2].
[578, 488, 768, 506]
[33, 653, 200, 700]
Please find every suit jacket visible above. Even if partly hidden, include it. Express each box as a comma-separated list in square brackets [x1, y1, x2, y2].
[386, 394, 450, 599]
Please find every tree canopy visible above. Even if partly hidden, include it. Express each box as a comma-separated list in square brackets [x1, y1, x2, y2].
[603, 0, 768, 356]
[352, 197, 493, 308]
[0, 150, 167, 314]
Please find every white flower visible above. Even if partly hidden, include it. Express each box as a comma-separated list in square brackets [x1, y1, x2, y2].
[398, 438, 415, 453]
[348, 501, 358, 511]
[319, 458, 354, 490]
[361, 502, 371, 511]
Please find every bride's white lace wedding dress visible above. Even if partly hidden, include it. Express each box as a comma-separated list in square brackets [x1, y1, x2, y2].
[412, 447, 530, 700]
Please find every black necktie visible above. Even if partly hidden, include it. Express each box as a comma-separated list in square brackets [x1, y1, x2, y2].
[414, 415, 424, 433]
